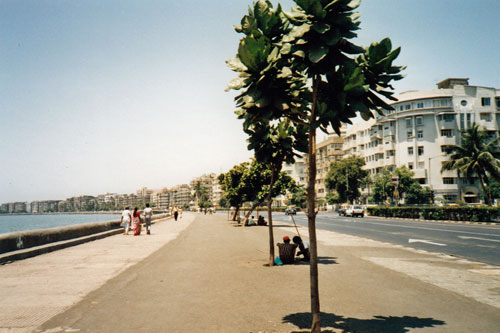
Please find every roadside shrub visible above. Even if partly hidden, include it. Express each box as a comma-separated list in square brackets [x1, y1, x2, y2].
[366, 206, 500, 222]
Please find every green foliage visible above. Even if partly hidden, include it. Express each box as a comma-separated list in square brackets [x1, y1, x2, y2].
[370, 168, 394, 204]
[218, 162, 250, 209]
[218, 160, 296, 208]
[325, 191, 341, 204]
[367, 206, 500, 222]
[325, 155, 368, 203]
[290, 184, 307, 208]
[442, 123, 500, 205]
[405, 182, 431, 205]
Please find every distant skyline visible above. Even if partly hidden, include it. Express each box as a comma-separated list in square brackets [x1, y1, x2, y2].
[1, 0, 499, 203]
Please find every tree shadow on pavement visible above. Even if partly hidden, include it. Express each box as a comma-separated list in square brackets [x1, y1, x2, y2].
[283, 312, 445, 332]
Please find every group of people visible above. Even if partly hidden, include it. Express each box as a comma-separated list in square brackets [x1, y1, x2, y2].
[276, 235, 310, 264]
[121, 204, 154, 236]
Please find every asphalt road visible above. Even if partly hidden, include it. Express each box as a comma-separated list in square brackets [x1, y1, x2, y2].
[272, 212, 500, 266]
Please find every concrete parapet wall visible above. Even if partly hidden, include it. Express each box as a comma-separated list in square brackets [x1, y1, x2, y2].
[0, 213, 169, 254]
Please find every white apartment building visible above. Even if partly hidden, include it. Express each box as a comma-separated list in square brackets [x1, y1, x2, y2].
[283, 156, 307, 187]
[343, 78, 500, 203]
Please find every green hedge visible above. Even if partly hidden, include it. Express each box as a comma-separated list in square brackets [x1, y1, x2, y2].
[367, 206, 500, 222]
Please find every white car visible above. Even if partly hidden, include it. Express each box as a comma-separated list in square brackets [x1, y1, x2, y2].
[345, 205, 364, 218]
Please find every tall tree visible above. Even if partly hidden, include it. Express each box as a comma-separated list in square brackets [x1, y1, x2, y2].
[441, 123, 500, 205]
[325, 155, 368, 203]
[227, 1, 404, 330]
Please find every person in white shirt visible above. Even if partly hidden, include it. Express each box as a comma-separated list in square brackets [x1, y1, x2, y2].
[143, 203, 153, 235]
[121, 206, 132, 235]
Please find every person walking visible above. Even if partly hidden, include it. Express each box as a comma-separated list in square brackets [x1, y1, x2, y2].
[143, 203, 153, 235]
[121, 207, 132, 235]
[174, 207, 179, 221]
[132, 207, 142, 236]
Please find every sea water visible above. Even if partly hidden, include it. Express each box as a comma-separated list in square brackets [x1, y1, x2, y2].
[0, 214, 121, 235]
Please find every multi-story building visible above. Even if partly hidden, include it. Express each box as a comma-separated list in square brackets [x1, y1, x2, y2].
[283, 156, 307, 188]
[300, 135, 345, 203]
[343, 78, 500, 203]
[190, 173, 218, 206]
[170, 184, 191, 208]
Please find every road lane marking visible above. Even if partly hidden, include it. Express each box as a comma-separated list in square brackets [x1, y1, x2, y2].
[357, 220, 500, 238]
[458, 236, 500, 243]
[408, 238, 447, 246]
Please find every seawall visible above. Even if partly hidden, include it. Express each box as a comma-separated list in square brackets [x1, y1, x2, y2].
[0, 213, 170, 263]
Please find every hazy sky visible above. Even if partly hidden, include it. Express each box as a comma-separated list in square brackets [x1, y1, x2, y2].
[1, 0, 499, 203]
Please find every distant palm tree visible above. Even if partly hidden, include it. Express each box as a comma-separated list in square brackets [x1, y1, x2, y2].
[441, 123, 500, 205]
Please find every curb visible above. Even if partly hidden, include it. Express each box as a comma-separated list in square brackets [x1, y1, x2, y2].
[367, 215, 500, 226]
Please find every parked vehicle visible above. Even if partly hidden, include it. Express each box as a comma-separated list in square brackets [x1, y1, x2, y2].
[345, 205, 364, 218]
[285, 206, 297, 215]
[337, 204, 349, 216]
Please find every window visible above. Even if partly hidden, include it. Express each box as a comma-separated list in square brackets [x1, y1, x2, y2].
[405, 104, 411, 110]
[480, 113, 491, 122]
[408, 147, 414, 155]
[416, 116, 423, 125]
[441, 129, 453, 137]
[443, 178, 456, 184]
[444, 195, 457, 202]
[417, 162, 425, 169]
[481, 97, 491, 106]
[496, 97, 500, 108]
[418, 178, 427, 184]
[406, 117, 412, 128]
[460, 114, 465, 128]
[418, 146, 424, 156]
[466, 113, 472, 127]
[417, 130, 423, 139]
[446, 114, 454, 122]
[417, 102, 424, 109]
[408, 162, 414, 170]
[407, 131, 413, 139]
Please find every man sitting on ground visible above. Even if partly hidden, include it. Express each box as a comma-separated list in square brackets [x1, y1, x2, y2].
[277, 236, 298, 264]
[292, 236, 310, 261]
[257, 215, 267, 226]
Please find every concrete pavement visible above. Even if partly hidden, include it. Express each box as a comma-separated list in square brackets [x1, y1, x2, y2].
[1, 212, 499, 332]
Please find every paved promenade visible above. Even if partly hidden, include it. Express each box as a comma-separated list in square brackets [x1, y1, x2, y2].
[1, 212, 500, 332]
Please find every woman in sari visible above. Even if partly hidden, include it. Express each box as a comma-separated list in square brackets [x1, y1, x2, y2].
[132, 207, 142, 236]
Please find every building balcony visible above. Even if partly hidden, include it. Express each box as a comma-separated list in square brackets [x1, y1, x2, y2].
[385, 156, 396, 165]
[413, 169, 427, 179]
[437, 136, 457, 146]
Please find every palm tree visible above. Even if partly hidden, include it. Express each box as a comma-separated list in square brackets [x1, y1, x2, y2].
[441, 123, 500, 205]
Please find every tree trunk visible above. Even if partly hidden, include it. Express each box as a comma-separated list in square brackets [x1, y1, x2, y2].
[478, 173, 491, 206]
[268, 169, 276, 267]
[232, 205, 240, 221]
[308, 75, 321, 332]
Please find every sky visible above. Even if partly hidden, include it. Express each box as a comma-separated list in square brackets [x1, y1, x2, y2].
[1, 0, 499, 203]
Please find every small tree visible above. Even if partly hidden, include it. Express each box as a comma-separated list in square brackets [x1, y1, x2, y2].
[370, 168, 394, 204]
[325, 155, 369, 203]
[218, 162, 250, 220]
[227, 1, 404, 330]
[291, 184, 307, 208]
[405, 182, 431, 205]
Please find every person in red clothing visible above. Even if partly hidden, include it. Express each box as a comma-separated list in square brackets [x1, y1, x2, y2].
[132, 207, 142, 236]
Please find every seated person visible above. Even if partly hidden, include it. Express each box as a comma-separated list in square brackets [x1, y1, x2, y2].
[292, 236, 310, 261]
[257, 215, 267, 226]
[247, 215, 256, 226]
[277, 236, 298, 264]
